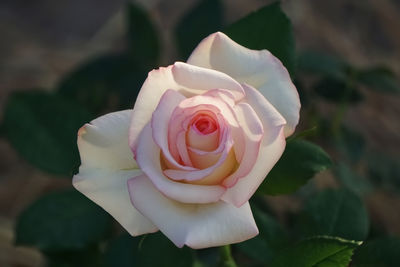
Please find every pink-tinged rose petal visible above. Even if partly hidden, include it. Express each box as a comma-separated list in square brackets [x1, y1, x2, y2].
[168, 104, 221, 163]
[185, 114, 229, 170]
[164, 146, 234, 184]
[223, 103, 263, 188]
[187, 147, 221, 169]
[241, 83, 286, 144]
[176, 130, 193, 167]
[199, 89, 250, 164]
[130, 62, 246, 154]
[221, 128, 286, 207]
[151, 89, 195, 170]
[129, 65, 175, 156]
[179, 93, 238, 128]
[164, 120, 235, 184]
[78, 110, 136, 170]
[187, 124, 219, 152]
[165, 90, 239, 175]
[171, 62, 245, 101]
[193, 116, 217, 134]
[203, 88, 238, 107]
[187, 32, 300, 137]
[186, 111, 228, 154]
[192, 114, 217, 134]
[128, 174, 259, 249]
[73, 168, 158, 236]
[166, 148, 237, 185]
[136, 123, 226, 203]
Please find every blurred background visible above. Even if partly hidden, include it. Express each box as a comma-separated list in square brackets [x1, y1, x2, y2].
[0, 0, 399, 266]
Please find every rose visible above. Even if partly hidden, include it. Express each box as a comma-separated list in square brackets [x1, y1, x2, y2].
[73, 32, 300, 249]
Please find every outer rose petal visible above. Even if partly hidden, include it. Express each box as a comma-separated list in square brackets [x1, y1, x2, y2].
[128, 174, 259, 249]
[129, 62, 245, 154]
[222, 127, 286, 207]
[187, 32, 300, 137]
[73, 168, 157, 235]
[78, 110, 137, 170]
[73, 110, 157, 235]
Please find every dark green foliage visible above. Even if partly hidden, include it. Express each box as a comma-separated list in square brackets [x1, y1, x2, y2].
[15, 190, 111, 252]
[352, 237, 400, 267]
[334, 163, 372, 196]
[175, 0, 223, 60]
[335, 126, 366, 163]
[259, 140, 332, 195]
[298, 50, 348, 80]
[356, 67, 400, 93]
[57, 53, 147, 114]
[126, 3, 160, 66]
[236, 206, 288, 264]
[45, 245, 104, 267]
[193, 247, 220, 267]
[3, 91, 92, 176]
[104, 232, 193, 267]
[104, 234, 137, 267]
[57, 2, 159, 115]
[300, 189, 369, 241]
[270, 236, 362, 267]
[224, 2, 296, 76]
[367, 152, 400, 191]
[313, 78, 363, 103]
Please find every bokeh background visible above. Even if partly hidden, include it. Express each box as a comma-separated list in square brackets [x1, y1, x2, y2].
[0, 0, 399, 266]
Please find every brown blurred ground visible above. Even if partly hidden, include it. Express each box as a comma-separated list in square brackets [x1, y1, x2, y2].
[0, 0, 399, 266]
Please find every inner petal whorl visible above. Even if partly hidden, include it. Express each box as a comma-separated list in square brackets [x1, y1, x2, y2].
[193, 115, 217, 134]
[187, 113, 220, 152]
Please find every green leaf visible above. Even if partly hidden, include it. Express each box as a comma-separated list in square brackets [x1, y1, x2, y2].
[126, 3, 160, 66]
[15, 190, 111, 252]
[313, 78, 363, 103]
[298, 50, 348, 80]
[104, 232, 193, 267]
[224, 2, 296, 75]
[352, 237, 400, 267]
[317, 121, 366, 163]
[258, 140, 332, 195]
[235, 206, 288, 264]
[367, 152, 400, 191]
[300, 189, 369, 241]
[57, 53, 147, 114]
[104, 234, 136, 267]
[175, 0, 223, 60]
[3, 91, 92, 176]
[193, 248, 219, 267]
[45, 245, 104, 267]
[334, 126, 366, 163]
[287, 126, 318, 141]
[270, 236, 362, 267]
[334, 163, 372, 196]
[356, 67, 400, 93]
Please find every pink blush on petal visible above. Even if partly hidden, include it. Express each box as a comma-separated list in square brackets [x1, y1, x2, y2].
[193, 115, 218, 135]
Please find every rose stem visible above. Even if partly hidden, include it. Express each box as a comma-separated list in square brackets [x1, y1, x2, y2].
[218, 245, 237, 267]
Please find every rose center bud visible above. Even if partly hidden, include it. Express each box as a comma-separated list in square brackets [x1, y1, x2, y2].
[187, 114, 219, 152]
[194, 117, 217, 134]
